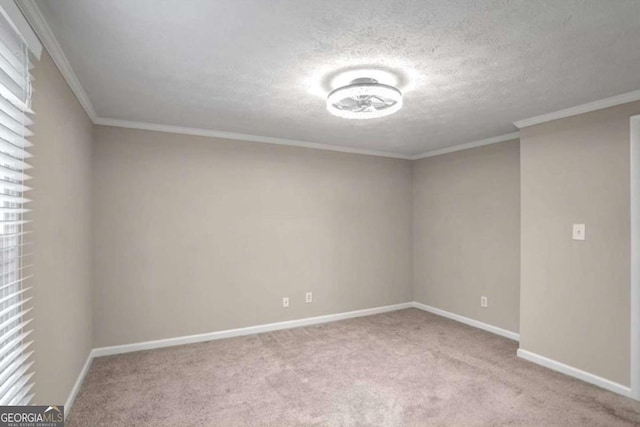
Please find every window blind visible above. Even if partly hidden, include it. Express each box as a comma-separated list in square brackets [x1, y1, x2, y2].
[0, 7, 34, 406]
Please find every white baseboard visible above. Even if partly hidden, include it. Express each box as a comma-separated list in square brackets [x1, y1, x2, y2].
[64, 349, 96, 414]
[68, 302, 411, 411]
[92, 302, 413, 357]
[517, 349, 632, 398]
[66, 303, 635, 411]
[412, 302, 520, 341]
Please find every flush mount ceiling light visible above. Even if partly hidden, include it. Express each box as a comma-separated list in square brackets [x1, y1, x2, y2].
[326, 77, 403, 119]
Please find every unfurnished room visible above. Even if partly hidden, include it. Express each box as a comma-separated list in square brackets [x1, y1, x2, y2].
[0, 0, 639, 426]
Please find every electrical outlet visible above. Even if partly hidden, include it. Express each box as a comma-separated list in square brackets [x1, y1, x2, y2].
[481, 296, 488, 308]
[305, 292, 312, 303]
[282, 297, 289, 308]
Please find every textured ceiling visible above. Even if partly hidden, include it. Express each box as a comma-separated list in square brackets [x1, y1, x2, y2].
[37, 0, 640, 155]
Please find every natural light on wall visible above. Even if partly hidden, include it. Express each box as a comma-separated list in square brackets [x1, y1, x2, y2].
[0, 4, 35, 406]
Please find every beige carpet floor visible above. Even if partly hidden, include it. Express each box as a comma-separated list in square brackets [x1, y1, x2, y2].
[68, 308, 640, 426]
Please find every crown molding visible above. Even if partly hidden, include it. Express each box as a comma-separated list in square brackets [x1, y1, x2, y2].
[94, 117, 414, 159]
[14, 1, 413, 160]
[410, 132, 520, 160]
[514, 89, 640, 129]
[17, 0, 97, 121]
[18, 0, 638, 160]
[8, 0, 519, 161]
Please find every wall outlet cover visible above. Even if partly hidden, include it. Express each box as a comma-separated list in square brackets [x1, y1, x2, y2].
[572, 224, 586, 241]
[481, 296, 488, 308]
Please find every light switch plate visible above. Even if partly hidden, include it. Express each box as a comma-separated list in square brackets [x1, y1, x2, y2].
[572, 224, 586, 241]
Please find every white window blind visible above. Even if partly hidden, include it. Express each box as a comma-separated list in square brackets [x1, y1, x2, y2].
[0, 6, 34, 406]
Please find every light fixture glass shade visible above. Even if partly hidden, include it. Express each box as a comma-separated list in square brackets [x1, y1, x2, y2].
[326, 78, 402, 119]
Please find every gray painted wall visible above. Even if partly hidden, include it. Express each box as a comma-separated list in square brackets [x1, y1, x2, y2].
[30, 51, 94, 404]
[92, 126, 413, 347]
[519, 101, 640, 386]
[412, 141, 521, 333]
